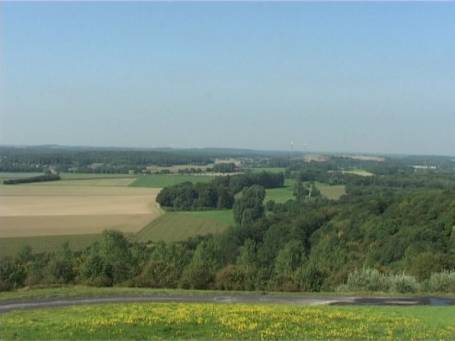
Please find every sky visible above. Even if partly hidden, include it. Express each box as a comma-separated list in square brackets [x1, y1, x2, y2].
[0, 2, 454, 156]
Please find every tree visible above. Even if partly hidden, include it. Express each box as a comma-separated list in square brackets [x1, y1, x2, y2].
[293, 179, 308, 202]
[180, 239, 221, 289]
[233, 185, 266, 226]
[80, 231, 134, 286]
[0, 258, 26, 291]
[47, 242, 75, 284]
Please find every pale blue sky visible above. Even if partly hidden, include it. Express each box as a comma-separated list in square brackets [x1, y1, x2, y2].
[1, 2, 454, 155]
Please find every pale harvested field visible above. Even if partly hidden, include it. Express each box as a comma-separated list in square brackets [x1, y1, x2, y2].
[0, 185, 162, 238]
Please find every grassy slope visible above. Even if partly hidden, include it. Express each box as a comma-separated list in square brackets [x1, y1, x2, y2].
[130, 174, 215, 188]
[316, 182, 346, 200]
[265, 179, 346, 203]
[0, 302, 453, 340]
[134, 210, 232, 243]
[0, 234, 104, 258]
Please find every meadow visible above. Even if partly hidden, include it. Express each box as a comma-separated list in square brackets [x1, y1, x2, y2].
[0, 302, 453, 340]
[134, 210, 233, 243]
[0, 234, 103, 258]
[342, 169, 375, 177]
[265, 179, 346, 203]
[130, 174, 215, 188]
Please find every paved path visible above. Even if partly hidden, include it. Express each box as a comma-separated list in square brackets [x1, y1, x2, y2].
[0, 294, 454, 314]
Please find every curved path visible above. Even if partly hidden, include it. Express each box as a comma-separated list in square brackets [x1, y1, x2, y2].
[0, 294, 454, 314]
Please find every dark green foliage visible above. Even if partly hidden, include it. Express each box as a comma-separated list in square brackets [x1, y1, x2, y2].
[180, 239, 222, 289]
[156, 171, 283, 210]
[0, 258, 26, 291]
[80, 231, 135, 286]
[156, 182, 234, 210]
[3, 174, 60, 185]
[46, 243, 75, 284]
[233, 185, 266, 226]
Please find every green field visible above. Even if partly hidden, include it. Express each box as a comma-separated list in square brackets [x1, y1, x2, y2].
[130, 174, 215, 188]
[265, 180, 346, 203]
[316, 182, 346, 200]
[0, 234, 104, 258]
[342, 169, 374, 177]
[134, 210, 233, 243]
[0, 302, 453, 340]
[265, 187, 294, 203]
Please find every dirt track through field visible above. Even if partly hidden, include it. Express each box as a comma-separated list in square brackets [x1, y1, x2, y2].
[0, 185, 162, 238]
[0, 294, 453, 314]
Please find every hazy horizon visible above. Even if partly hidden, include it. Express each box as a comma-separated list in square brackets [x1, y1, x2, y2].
[1, 2, 454, 156]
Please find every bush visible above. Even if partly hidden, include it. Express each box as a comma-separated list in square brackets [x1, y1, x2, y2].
[424, 271, 455, 293]
[134, 260, 181, 288]
[296, 264, 326, 292]
[215, 265, 247, 290]
[389, 274, 419, 293]
[0, 258, 26, 291]
[343, 268, 390, 292]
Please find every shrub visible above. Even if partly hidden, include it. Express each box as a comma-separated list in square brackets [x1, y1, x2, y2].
[296, 264, 326, 292]
[343, 268, 390, 292]
[389, 274, 419, 293]
[215, 265, 247, 290]
[424, 271, 455, 293]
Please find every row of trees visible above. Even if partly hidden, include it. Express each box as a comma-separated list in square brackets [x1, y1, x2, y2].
[3, 174, 61, 185]
[0, 146, 212, 173]
[156, 172, 284, 210]
[156, 182, 235, 210]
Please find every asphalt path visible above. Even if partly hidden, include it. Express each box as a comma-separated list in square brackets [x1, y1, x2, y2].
[0, 294, 454, 314]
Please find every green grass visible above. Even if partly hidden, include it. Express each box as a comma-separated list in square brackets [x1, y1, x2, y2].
[265, 179, 346, 203]
[265, 187, 294, 203]
[134, 211, 232, 243]
[0, 286, 212, 302]
[0, 303, 453, 340]
[130, 174, 215, 188]
[0, 234, 104, 258]
[0, 286, 447, 303]
[316, 182, 346, 200]
[342, 169, 374, 177]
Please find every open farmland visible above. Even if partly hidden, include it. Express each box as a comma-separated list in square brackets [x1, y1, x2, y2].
[0, 183, 162, 238]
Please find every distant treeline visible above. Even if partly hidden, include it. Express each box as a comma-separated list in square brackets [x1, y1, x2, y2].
[0, 146, 213, 173]
[156, 172, 284, 210]
[3, 174, 61, 185]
